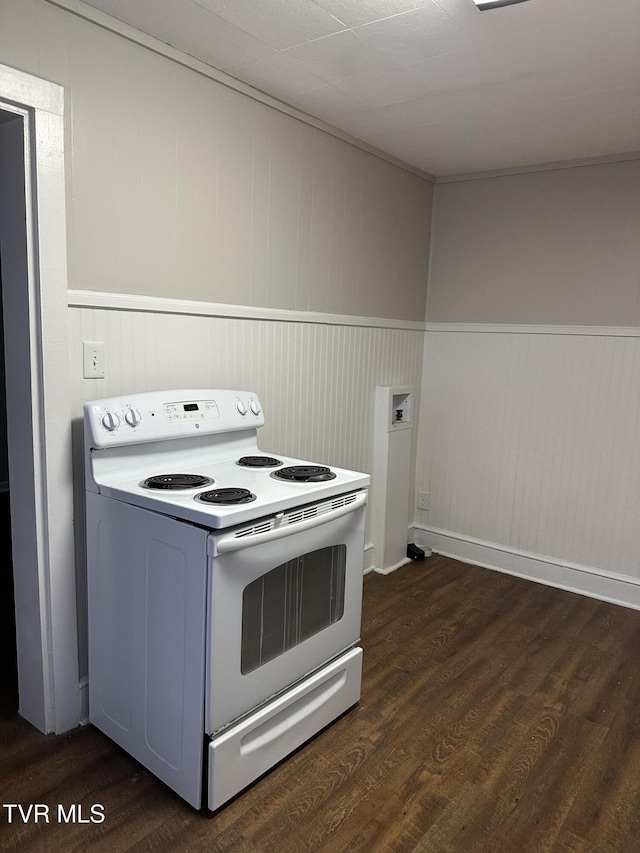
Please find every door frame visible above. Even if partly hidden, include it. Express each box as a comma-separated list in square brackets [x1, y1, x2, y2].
[0, 63, 78, 733]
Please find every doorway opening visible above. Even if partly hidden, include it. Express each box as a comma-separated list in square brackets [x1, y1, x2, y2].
[0, 259, 17, 719]
[0, 66, 79, 734]
[0, 110, 22, 721]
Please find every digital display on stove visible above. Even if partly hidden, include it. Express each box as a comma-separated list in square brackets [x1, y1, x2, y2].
[163, 399, 220, 421]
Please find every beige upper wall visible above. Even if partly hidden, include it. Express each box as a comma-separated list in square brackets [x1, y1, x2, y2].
[427, 158, 640, 326]
[0, 0, 432, 322]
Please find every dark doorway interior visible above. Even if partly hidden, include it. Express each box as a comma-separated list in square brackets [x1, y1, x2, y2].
[0, 262, 18, 719]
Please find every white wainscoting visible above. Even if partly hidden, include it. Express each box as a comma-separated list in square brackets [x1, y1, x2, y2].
[68, 292, 425, 568]
[415, 325, 640, 608]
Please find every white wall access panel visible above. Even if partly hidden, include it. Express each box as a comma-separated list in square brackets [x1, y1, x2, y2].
[371, 385, 413, 573]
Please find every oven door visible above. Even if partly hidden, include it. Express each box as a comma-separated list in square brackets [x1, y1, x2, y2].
[205, 490, 367, 734]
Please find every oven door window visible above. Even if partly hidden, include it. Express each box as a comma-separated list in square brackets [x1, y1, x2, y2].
[241, 545, 346, 674]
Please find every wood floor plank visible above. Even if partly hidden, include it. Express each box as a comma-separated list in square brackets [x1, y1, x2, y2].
[485, 712, 596, 851]
[558, 697, 640, 850]
[550, 829, 589, 853]
[4, 556, 640, 851]
[317, 757, 450, 853]
[277, 747, 420, 852]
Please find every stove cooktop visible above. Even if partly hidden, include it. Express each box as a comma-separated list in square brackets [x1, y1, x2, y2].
[85, 389, 370, 529]
[94, 454, 369, 528]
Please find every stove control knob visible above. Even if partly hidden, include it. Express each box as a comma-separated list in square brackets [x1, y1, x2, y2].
[236, 399, 247, 416]
[101, 411, 120, 432]
[249, 399, 261, 416]
[125, 407, 141, 428]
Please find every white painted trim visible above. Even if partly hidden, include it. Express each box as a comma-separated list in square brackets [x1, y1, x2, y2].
[45, 0, 434, 184]
[373, 557, 412, 576]
[436, 151, 640, 184]
[0, 63, 63, 114]
[68, 290, 428, 332]
[0, 63, 79, 733]
[412, 525, 640, 612]
[425, 322, 640, 338]
[363, 542, 375, 575]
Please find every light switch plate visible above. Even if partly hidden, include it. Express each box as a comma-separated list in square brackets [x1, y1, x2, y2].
[83, 341, 105, 378]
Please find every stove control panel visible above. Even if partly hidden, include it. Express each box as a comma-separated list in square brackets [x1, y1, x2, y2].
[85, 389, 265, 448]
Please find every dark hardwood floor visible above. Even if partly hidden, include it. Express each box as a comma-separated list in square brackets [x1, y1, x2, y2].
[3, 555, 640, 851]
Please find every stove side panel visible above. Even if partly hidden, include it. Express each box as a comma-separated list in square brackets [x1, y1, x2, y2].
[86, 492, 208, 809]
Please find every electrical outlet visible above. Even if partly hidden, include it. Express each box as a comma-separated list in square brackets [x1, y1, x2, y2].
[83, 341, 106, 378]
[418, 491, 430, 511]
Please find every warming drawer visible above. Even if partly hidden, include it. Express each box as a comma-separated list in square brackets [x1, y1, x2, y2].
[207, 647, 362, 810]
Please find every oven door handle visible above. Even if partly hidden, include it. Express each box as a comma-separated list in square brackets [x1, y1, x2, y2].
[215, 491, 367, 554]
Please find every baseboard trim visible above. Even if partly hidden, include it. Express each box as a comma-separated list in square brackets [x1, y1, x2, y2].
[363, 541, 376, 575]
[412, 525, 640, 611]
[373, 557, 412, 576]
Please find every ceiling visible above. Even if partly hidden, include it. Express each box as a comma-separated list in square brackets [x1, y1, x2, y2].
[79, 0, 640, 178]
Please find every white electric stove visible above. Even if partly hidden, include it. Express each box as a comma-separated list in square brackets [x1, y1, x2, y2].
[84, 389, 369, 810]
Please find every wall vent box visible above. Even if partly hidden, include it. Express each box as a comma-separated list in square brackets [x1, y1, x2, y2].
[371, 385, 414, 573]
